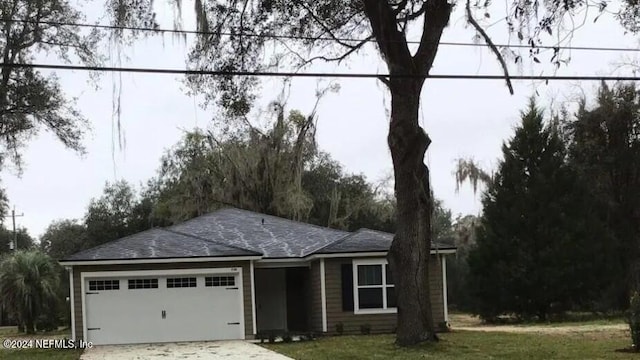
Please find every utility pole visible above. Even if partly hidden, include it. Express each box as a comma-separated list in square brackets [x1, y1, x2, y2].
[3, 207, 24, 251]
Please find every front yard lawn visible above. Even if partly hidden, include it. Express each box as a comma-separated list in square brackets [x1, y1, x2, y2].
[0, 348, 83, 360]
[263, 330, 637, 360]
[0, 327, 80, 360]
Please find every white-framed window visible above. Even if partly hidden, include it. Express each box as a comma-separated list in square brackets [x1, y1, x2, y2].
[167, 277, 197, 288]
[352, 259, 397, 314]
[128, 278, 158, 289]
[88, 279, 120, 291]
[205, 276, 235, 287]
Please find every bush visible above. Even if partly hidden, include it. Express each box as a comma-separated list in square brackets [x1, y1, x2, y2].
[335, 322, 344, 335]
[438, 321, 451, 332]
[628, 291, 640, 351]
[360, 324, 371, 335]
[35, 313, 58, 332]
[282, 332, 292, 343]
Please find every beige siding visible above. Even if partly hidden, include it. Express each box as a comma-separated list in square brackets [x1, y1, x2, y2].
[431, 255, 445, 326]
[323, 255, 445, 335]
[309, 260, 323, 332]
[71, 260, 253, 341]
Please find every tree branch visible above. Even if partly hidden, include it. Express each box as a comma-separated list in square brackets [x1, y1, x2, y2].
[377, 75, 391, 88]
[413, 0, 453, 74]
[300, 2, 362, 50]
[298, 35, 374, 65]
[399, 1, 429, 22]
[466, 0, 514, 95]
[392, 0, 410, 16]
[206, 131, 254, 193]
[239, 0, 249, 70]
[362, 0, 413, 72]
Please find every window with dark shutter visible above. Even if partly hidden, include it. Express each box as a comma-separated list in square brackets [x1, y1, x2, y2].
[341, 264, 354, 311]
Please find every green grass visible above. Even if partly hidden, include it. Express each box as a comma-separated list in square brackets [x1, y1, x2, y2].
[0, 327, 79, 360]
[0, 348, 83, 360]
[263, 330, 638, 360]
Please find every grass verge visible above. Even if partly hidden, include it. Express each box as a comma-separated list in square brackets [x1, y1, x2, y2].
[264, 330, 637, 360]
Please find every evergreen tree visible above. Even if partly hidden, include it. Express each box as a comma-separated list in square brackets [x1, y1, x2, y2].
[468, 100, 608, 321]
[565, 83, 640, 309]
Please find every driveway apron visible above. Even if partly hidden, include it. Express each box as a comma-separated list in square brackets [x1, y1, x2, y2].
[80, 340, 294, 360]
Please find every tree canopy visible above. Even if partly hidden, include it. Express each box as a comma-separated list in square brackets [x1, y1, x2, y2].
[0, 226, 33, 255]
[39, 219, 88, 260]
[0, 0, 104, 219]
[563, 82, 640, 309]
[0, 0, 101, 166]
[84, 180, 152, 249]
[41, 103, 405, 257]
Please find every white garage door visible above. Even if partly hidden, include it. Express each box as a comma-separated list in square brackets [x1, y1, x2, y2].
[83, 268, 244, 345]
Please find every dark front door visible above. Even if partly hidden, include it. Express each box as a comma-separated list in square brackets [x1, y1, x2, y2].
[286, 267, 310, 332]
[256, 268, 287, 331]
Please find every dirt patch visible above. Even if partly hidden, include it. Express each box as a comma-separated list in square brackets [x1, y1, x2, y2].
[453, 324, 627, 334]
[449, 313, 484, 327]
[449, 313, 627, 335]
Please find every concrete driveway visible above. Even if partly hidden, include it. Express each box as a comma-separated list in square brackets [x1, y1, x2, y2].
[80, 341, 293, 360]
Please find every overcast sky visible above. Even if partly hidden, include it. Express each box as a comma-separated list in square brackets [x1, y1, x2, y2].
[1, 2, 637, 239]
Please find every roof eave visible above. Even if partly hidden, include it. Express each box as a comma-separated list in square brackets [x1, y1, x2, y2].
[307, 248, 456, 259]
[59, 254, 263, 266]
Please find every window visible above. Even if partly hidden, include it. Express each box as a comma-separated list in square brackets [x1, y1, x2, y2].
[205, 276, 235, 287]
[353, 260, 396, 314]
[128, 278, 158, 289]
[167, 277, 197, 288]
[89, 279, 119, 291]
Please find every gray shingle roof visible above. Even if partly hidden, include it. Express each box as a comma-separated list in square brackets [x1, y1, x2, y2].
[315, 228, 458, 254]
[169, 208, 349, 258]
[63, 228, 260, 261]
[62, 207, 456, 262]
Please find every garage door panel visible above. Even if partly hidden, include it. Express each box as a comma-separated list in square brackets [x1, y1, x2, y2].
[86, 285, 166, 344]
[162, 288, 221, 342]
[208, 287, 243, 340]
[84, 271, 243, 345]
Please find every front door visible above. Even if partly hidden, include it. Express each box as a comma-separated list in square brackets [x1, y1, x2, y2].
[255, 268, 287, 331]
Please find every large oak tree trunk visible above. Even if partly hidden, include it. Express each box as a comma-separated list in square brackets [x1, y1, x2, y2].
[360, 0, 451, 346]
[387, 79, 437, 345]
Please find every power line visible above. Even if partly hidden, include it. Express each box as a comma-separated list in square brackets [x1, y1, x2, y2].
[1, 62, 638, 82]
[1, 17, 639, 54]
